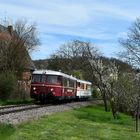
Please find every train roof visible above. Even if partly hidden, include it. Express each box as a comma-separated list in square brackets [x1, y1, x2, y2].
[33, 70, 77, 80]
[77, 79, 92, 85]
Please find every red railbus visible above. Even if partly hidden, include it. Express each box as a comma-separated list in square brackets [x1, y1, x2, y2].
[30, 70, 77, 102]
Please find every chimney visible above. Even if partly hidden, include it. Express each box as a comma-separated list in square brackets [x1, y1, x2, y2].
[7, 25, 13, 35]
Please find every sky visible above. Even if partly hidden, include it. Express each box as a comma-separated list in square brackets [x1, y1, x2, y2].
[0, 0, 140, 60]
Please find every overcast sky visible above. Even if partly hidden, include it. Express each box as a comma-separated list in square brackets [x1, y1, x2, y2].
[0, 0, 140, 60]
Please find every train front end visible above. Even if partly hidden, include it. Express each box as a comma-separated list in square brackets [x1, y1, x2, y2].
[30, 70, 62, 102]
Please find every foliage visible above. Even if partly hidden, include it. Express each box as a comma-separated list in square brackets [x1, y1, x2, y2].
[0, 99, 33, 106]
[71, 70, 84, 79]
[0, 71, 31, 101]
[0, 72, 18, 100]
[92, 89, 101, 98]
[117, 73, 140, 132]
[88, 57, 119, 116]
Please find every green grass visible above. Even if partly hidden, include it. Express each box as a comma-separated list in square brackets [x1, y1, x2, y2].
[0, 123, 15, 140]
[0, 99, 33, 106]
[1, 105, 140, 140]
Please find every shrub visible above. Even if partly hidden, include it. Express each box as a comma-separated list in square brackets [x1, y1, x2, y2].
[92, 88, 101, 98]
[0, 72, 18, 100]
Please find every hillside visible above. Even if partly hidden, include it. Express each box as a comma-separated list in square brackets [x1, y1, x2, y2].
[34, 57, 132, 72]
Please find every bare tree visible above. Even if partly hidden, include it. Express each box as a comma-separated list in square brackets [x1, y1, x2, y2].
[119, 18, 140, 67]
[88, 56, 119, 115]
[48, 40, 99, 78]
[0, 20, 40, 73]
[57, 40, 84, 58]
[14, 20, 40, 52]
[118, 18, 140, 131]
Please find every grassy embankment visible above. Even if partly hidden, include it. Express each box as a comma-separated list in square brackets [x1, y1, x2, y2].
[0, 105, 140, 140]
[0, 99, 33, 106]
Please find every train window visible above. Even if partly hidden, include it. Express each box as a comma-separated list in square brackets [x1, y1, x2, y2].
[63, 78, 70, 87]
[57, 76, 62, 84]
[32, 74, 46, 83]
[84, 84, 87, 89]
[63, 78, 67, 86]
[69, 79, 75, 87]
[47, 75, 60, 84]
[67, 80, 70, 87]
[80, 83, 84, 89]
[32, 74, 40, 82]
[78, 82, 80, 87]
[87, 85, 91, 90]
[42, 75, 46, 82]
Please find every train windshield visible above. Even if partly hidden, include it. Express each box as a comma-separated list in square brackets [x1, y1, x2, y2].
[32, 74, 46, 83]
[47, 75, 61, 84]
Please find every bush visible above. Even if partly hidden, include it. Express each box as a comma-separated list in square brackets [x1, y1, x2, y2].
[0, 72, 18, 100]
[92, 88, 101, 98]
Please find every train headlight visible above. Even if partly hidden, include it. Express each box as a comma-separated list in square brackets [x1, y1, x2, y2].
[33, 87, 36, 90]
[50, 88, 54, 92]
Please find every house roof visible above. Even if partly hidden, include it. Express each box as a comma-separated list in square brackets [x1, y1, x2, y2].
[0, 24, 9, 33]
[26, 54, 36, 71]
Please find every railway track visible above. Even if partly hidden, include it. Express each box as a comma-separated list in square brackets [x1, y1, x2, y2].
[0, 98, 102, 116]
[0, 104, 47, 116]
[0, 104, 34, 110]
[0, 100, 100, 125]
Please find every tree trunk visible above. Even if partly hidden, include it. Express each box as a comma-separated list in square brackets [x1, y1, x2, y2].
[135, 98, 140, 132]
[135, 113, 139, 132]
[110, 101, 117, 119]
[102, 91, 108, 112]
